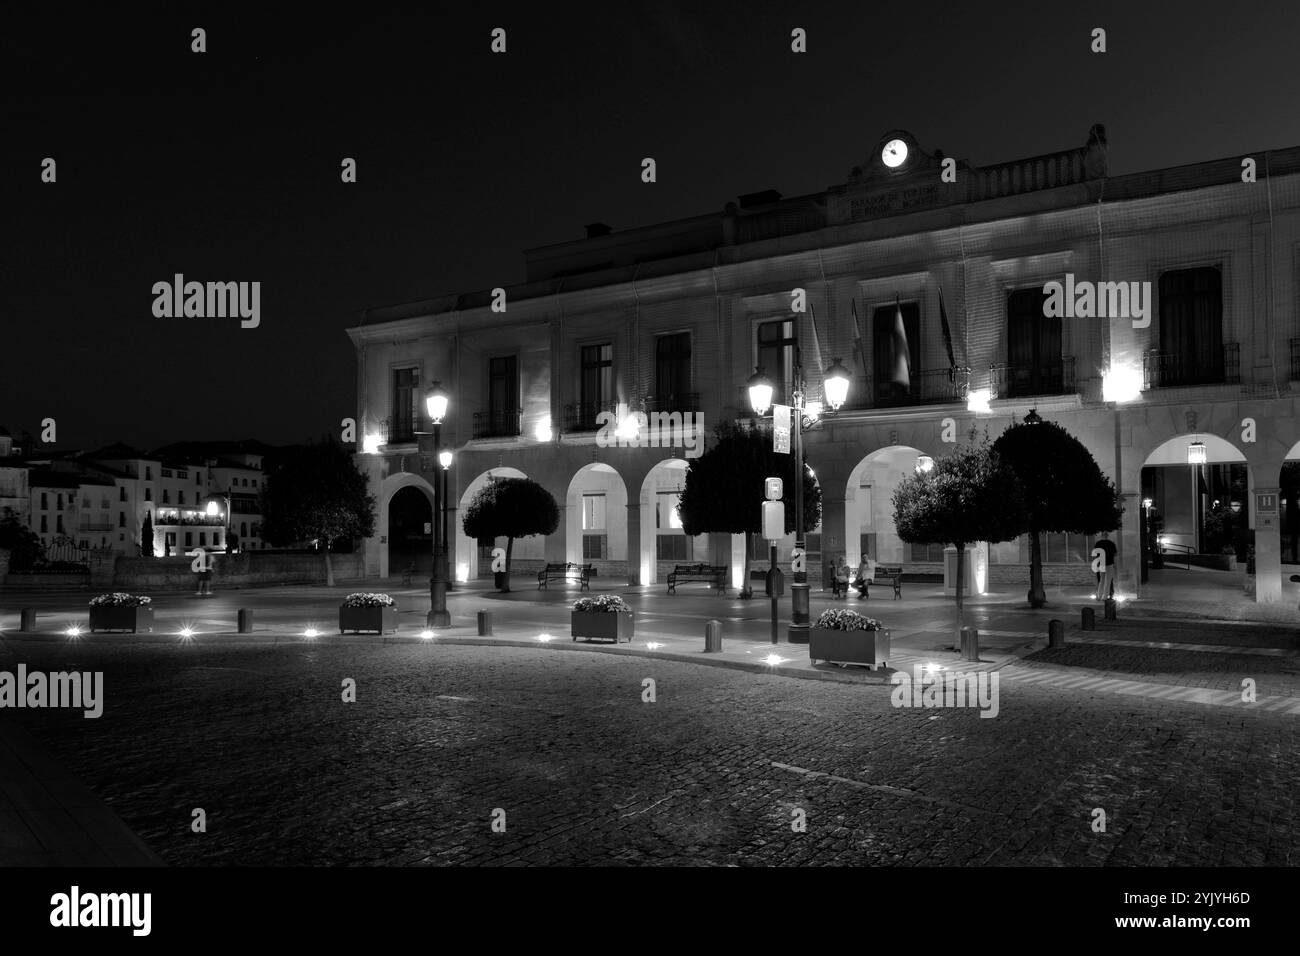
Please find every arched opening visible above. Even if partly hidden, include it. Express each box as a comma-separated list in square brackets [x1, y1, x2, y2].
[843, 445, 928, 572]
[456, 467, 528, 581]
[1139, 434, 1251, 599]
[638, 459, 705, 586]
[566, 463, 629, 577]
[387, 485, 433, 579]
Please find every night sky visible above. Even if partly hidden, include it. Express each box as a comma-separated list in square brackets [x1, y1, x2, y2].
[3, 2, 1299, 452]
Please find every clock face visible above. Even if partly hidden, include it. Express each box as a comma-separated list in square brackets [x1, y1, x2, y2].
[881, 138, 908, 168]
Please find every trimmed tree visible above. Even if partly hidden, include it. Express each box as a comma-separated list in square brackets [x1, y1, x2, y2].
[139, 511, 155, 558]
[0, 507, 44, 570]
[992, 416, 1123, 607]
[259, 437, 377, 586]
[892, 440, 1027, 618]
[678, 421, 821, 596]
[462, 476, 559, 592]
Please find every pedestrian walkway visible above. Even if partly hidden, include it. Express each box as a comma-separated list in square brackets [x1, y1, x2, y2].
[0, 719, 162, 866]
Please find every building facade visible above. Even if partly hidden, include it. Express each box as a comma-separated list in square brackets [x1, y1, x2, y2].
[349, 126, 1300, 604]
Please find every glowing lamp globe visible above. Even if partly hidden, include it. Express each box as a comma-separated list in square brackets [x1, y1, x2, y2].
[747, 368, 775, 417]
[823, 359, 851, 410]
[425, 382, 449, 424]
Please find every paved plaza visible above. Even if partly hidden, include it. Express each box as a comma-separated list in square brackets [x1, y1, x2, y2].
[1, 575, 1297, 866]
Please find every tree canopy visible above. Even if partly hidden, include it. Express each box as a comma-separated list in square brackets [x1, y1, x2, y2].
[259, 438, 376, 549]
[678, 420, 821, 538]
[991, 418, 1121, 535]
[462, 476, 559, 586]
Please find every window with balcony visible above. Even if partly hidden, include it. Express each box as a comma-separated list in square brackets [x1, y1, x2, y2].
[478, 355, 520, 438]
[119, 486, 126, 501]
[391, 366, 421, 443]
[145, 467, 153, 480]
[118, 512, 125, 528]
[1151, 267, 1227, 387]
[179, 491, 186, 505]
[56, 494, 63, 511]
[654, 332, 694, 412]
[40, 493, 47, 510]
[1004, 288, 1064, 397]
[145, 488, 152, 502]
[40, 515, 47, 533]
[757, 319, 796, 404]
[873, 302, 921, 406]
[569, 343, 613, 430]
[56, 515, 64, 533]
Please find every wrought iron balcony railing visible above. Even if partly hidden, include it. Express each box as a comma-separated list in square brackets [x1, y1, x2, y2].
[989, 355, 1076, 399]
[563, 401, 619, 432]
[1290, 338, 1300, 381]
[1143, 344, 1240, 389]
[473, 409, 522, 439]
[836, 369, 965, 412]
[380, 416, 419, 445]
[644, 393, 701, 414]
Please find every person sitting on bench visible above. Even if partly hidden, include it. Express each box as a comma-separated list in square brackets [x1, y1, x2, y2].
[851, 555, 875, 600]
[830, 556, 851, 598]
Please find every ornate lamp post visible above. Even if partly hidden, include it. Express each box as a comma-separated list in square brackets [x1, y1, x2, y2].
[747, 356, 850, 643]
[439, 449, 453, 591]
[426, 383, 451, 627]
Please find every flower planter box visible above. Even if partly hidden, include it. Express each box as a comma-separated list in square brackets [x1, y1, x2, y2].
[339, 605, 399, 634]
[809, 627, 889, 669]
[89, 605, 154, 634]
[571, 610, 634, 643]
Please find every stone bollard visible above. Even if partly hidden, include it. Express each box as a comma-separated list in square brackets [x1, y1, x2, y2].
[477, 610, 492, 636]
[704, 619, 722, 653]
[237, 609, 254, 633]
[960, 626, 979, 662]
[1081, 606, 1095, 630]
[1104, 598, 1117, 621]
[1049, 619, 1066, 648]
[20, 607, 36, 632]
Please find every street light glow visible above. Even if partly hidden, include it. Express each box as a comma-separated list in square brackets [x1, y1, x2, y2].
[915, 455, 935, 474]
[762, 653, 786, 667]
[823, 359, 851, 410]
[747, 367, 774, 417]
[1187, 441, 1207, 465]
[439, 450, 453, 470]
[966, 388, 992, 413]
[425, 382, 449, 424]
[206, 501, 220, 516]
[362, 432, 383, 454]
[304, 627, 319, 638]
[1102, 364, 1143, 403]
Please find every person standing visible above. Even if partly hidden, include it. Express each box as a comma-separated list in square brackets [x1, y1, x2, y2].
[1093, 531, 1117, 600]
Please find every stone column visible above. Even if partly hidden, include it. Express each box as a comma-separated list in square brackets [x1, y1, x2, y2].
[545, 506, 567, 563]
[1117, 491, 1142, 597]
[819, 489, 847, 591]
[1253, 484, 1283, 604]
[625, 503, 641, 585]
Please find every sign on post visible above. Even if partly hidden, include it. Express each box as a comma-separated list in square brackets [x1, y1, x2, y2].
[764, 477, 784, 500]
[762, 501, 784, 540]
[773, 404, 791, 454]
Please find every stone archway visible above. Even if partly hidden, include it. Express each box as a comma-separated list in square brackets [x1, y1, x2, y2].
[375, 472, 438, 580]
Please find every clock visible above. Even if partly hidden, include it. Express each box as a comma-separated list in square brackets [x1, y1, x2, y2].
[881, 138, 908, 168]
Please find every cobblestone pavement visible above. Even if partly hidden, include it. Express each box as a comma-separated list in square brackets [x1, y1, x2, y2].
[1, 637, 1295, 866]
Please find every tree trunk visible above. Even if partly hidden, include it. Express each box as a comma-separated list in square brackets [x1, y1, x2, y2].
[502, 536, 514, 592]
[324, 545, 335, 588]
[954, 541, 966, 636]
[1027, 530, 1046, 608]
[739, 531, 753, 598]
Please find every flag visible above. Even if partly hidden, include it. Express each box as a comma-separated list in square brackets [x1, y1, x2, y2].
[938, 286, 957, 381]
[808, 303, 826, 393]
[890, 295, 911, 388]
[850, 299, 868, 382]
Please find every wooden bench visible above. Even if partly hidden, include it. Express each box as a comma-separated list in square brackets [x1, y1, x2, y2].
[667, 563, 729, 594]
[872, 565, 903, 599]
[537, 562, 594, 590]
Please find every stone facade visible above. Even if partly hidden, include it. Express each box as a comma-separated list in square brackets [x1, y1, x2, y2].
[349, 127, 1300, 603]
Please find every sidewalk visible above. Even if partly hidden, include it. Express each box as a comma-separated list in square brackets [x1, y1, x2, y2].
[0, 719, 163, 866]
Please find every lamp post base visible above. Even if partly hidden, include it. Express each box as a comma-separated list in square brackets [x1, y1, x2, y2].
[787, 582, 810, 643]
[428, 578, 450, 628]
